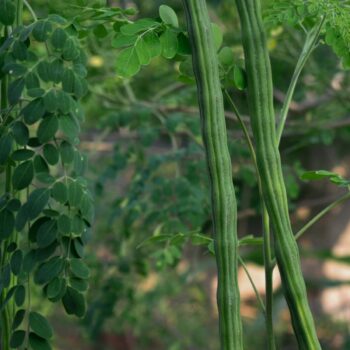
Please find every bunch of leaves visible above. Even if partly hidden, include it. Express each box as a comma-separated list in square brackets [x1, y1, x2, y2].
[53, 1, 137, 40]
[264, 0, 350, 68]
[0, 8, 93, 350]
[111, 5, 192, 78]
[301, 169, 350, 187]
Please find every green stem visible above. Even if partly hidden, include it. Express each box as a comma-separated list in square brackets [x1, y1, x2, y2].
[23, 0, 37, 21]
[183, 1, 243, 348]
[16, 0, 23, 26]
[276, 18, 325, 144]
[262, 203, 275, 350]
[295, 191, 350, 240]
[238, 256, 266, 313]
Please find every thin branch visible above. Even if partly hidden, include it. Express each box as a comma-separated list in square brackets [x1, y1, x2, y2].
[23, 0, 38, 21]
[295, 191, 350, 240]
[238, 256, 266, 314]
[277, 17, 325, 144]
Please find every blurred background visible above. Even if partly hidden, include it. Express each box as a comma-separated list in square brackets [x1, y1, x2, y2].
[24, 0, 350, 348]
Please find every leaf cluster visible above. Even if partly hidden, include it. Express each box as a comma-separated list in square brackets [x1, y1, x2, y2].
[0, 6, 93, 350]
[264, 0, 350, 68]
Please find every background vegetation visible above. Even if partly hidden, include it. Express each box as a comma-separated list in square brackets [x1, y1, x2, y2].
[9, 0, 350, 349]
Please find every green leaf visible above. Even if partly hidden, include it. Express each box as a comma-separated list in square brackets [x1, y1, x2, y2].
[70, 258, 90, 279]
[10, 330, 25, 348]
[159, 5, 179, 27]
[37, 115, 58, 143]
[34, 155, 49, 174]
[47, 277, 66, 301]
[37, 219, 57, 248]
[218, 47, 234, 67]
[25, 72, 40, 89]
[0, 286, 16, 312]
[120, 18, 159, 36]
[73, 63, 87, 78]
[29, 311, 53, 339]
[62, 286, 86, 317]
[301, 170, 338, 180]
[62, 69, 75, 93]
[43, 144, 59, 165]
[59, 141, 74, 164]
[12, 160, 34, 190]
[11, 149, 35, 161]
[69, 278, 88, 292]
[160, 29, 178, 59]
[8, 78, 24, 105]
[111, 33, 137, 49]
[37, 61, 51, 82]
[51, 182, 67, 204]
[51, 27, 67, 50]
[22, 98, 46, 125]
[233, 66, 247, 90]
[34, 256, 64, 285]
[14, 285, 25, 306]
[57, 214, 71, 235]
[10, 249, 23, 276]
[29, 332, 52, 350]
[301, 170, 350, 187]
[3, 62, 27, 77]
[56, 90, 74, 114]
[12, 309, 26, 330]
[177, 33, 191, 55]
[6, 198, 21, 212]
[15, 203, 29, 231]
[143, 32, 161, 58]
[12, 121, 29, 146]
[190, 233, 212, 246]
[71, 215, 85, 235]
[93, 24, 108, 38]
[73, 238, 84, 258]
[73, 75, 88, 98]
[137, 234, 172, 248]
[0, 0, 15, 25]
[49, 59, 64, 84]
[12, 40, 28, 61]
[27, 188, 50, 220]
[135, 37, 151, 65]
[32, 20, 53, 42]
[62, 37, 80, 61]
[67, 180, 83, 208]
[0, 210, 15, 240]
[115, 46, 140, 77]
[59, 114, 80, 142]
[211, 23, 223, 51]
[0, 134, 13, 164]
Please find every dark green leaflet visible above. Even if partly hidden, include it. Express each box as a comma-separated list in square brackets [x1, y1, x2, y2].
[182, 1, 243, 349]
[234, 0, 321, 348]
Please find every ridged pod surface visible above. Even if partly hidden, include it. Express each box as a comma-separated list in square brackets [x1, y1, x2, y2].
[182, 0, 243, 349]
[234, 0, 321, 348]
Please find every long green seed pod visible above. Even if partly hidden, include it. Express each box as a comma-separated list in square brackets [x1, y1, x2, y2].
[234, 0, 321, 348]
[182, 1, 243, 349]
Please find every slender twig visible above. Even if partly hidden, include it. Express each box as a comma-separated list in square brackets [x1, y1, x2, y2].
[277, 18, 325, 144]
[23, 0, 38, 21]
[238, 256, 266, 313]
[295, 191, 350, 240]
